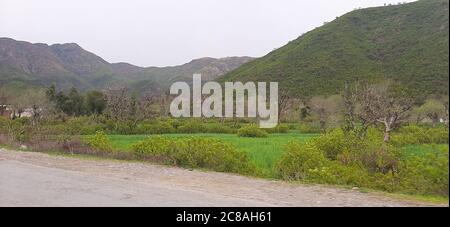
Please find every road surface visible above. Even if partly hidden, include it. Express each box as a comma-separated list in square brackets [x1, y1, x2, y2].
[0, 148, 443, 207]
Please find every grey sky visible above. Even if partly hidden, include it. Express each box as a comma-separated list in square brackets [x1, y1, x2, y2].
[0, 0, 415, 67]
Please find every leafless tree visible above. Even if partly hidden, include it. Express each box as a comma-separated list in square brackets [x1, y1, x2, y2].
[309, 95, 343, 131]
[104, 86, 131, 121]
[343, 82, 359, 131]
[104, 86, 162, 131]
[359, 85, 413, 143]
[278, 91, 291, 123]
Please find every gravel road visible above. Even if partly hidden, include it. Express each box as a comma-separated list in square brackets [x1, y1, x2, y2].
[0, 148, 445, 207]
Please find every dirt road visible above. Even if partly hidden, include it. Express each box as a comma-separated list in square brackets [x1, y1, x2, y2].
[0, 148, 444, 207]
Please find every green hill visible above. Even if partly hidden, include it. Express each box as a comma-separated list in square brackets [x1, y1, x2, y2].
[220, 0, 449, 99]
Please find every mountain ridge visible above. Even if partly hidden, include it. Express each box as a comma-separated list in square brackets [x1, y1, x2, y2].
[0, 37, 254, 91]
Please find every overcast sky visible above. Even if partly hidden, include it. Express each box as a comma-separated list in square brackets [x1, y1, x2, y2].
[0, 0, 416, 67]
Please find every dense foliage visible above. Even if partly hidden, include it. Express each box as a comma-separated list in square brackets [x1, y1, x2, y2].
[276, 128, 449, 196]
[132, 136, 257, 175]
[221, 0, 449, 99]
[237, 125, 269, 138]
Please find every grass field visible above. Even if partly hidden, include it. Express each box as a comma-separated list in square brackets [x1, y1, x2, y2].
[108, 133, 318, 177]
[107, 133, 449, 178]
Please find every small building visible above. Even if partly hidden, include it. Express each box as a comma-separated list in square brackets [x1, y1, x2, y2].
[0, 105, 13, 118]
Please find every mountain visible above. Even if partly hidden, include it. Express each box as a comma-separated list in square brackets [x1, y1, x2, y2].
[0, 37, 253, 92]
[113, 56, 254, 93]
[220, 0, 449, 99]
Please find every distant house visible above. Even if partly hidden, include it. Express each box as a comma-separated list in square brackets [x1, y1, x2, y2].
[0, 105, 35, 119]
[0, 105, 13, 118]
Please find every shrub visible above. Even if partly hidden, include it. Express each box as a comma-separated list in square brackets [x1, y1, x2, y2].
[177, 120, 206, 134]
[264, 124, 289, 134]
[86, 131, 113, 152]
[276, 141, 328, 180]
[132, 136, 257, 175]
[307, 162, 373, 187]
[137, 121, 175, 134]
[64, 117, 106, 135]
[204, 123, 235, 134]
[237, 125, 268, 138]
[298, 123, 322, 134]
[391, 125, 449, 146]
[276, 126, 449, 197]
[397, 146, 449, 196]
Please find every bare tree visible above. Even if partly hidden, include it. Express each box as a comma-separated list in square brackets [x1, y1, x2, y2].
[359, 85, 413, 143]
[309, 95, 343, 131]
[104, 86, 131, 121]
[278, 91, 291, 123]
[416, 99, 446, 127]
[104, 86, 161, 131]
[343, 82, 359, 131]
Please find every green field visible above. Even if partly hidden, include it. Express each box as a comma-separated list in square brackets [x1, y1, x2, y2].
[107, 133, 448, 178]
[108, 133, 318, 177]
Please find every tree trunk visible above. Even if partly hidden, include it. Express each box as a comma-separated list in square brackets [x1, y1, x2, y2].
[384, 130, 391, 143]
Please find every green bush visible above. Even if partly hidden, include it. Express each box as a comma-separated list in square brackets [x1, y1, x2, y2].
[277, 141, 328, 180]
[86, 131, 113, 152]
[3, 118, 32, 143]
[204, 123, 236, 134]
[307, 162, 373, 187]
[237, 125, 268, 138]
[137, 121, 175, 134]
[276, 127, 449, 197]
[397, 146, 449, 196]
[298, 123, 322, 134]
[392, 125, 449, 146]
[132, 136, 257, 175]
[177, 120, 207, 134]
[264, 124, 289, 134]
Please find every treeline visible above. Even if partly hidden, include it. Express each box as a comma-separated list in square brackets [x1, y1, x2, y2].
[45, 85, 106, 116]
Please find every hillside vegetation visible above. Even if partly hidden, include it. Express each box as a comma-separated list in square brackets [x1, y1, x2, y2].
[221, 0, 449, 99]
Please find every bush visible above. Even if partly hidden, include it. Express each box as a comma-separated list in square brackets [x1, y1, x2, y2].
[277, 141, 328, 180]
[86, 131, 113, 152]
[276, 127, 449, 197]
[307, 162, 373, 187]
[63, 117, 104, 135]
[397, 146, 449, 196]
[298, 123, 322, 134]
[264, 124, 289, 134]
[177, 120, 207, 134]
[237, 125, 268, 138]
[132, 136, 257, 175]
[137, 121, 175, 134]
[392, 125, 449, 146]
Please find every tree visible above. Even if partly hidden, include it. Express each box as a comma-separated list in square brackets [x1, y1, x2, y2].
[85, 90, 106, 115]
[278, 91, 292, 123]
[309, 95, 343, 131]
[359, 84, 413, 143]
[104, 86, 131, 121]
[66, 87, 84, 116]
[104, 86, 159, 132]
[8, 90, 53, 126]
[342, 82, 359, 132]
[416, 99, 446, 127]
